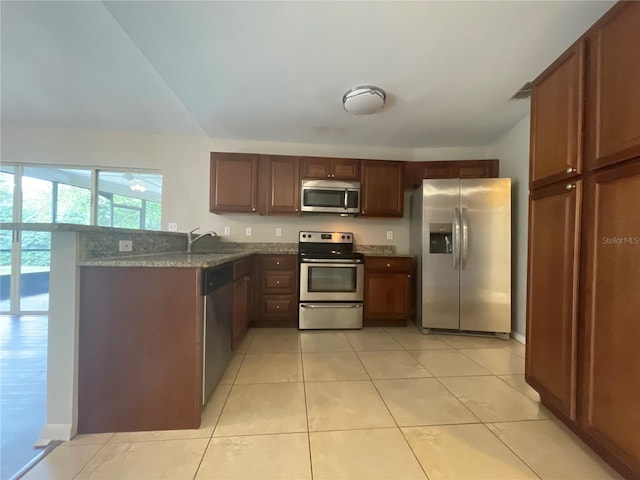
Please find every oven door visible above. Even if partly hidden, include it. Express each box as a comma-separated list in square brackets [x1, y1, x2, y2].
[299, 261, 364, 302]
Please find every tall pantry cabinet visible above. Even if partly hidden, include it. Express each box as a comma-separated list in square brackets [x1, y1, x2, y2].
[526, 3, 640, 479]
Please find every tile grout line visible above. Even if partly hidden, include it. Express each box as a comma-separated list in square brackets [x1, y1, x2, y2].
[70, 433, 117, 479]
[299, 334, 315, 480]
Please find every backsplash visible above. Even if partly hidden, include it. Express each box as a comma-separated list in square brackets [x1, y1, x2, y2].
[79, 230, 186, 260]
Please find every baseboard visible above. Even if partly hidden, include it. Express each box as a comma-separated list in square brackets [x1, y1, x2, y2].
[37, 423, 74, 445]
[511, 331, 526, 344]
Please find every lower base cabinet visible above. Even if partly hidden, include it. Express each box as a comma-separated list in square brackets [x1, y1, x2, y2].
[364, 257, 414, 327]
[78, 267, 202, 433]
[253, 254, 298, 327]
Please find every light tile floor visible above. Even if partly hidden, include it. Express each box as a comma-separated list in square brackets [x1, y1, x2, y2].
[26, 327, 622, 480]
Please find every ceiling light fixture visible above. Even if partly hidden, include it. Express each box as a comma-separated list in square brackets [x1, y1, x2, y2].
[342, 85, 386, 115]
[130, 183, 146, 193]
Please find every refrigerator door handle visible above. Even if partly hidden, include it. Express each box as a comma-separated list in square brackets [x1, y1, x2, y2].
[453, 207, 461, 270]
[461, 207, 469, 270]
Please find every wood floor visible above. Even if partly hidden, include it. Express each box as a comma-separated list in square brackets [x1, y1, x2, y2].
[0, 315, 47, 480]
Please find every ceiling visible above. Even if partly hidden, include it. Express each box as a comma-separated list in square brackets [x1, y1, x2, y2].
[1, 1, 614, 149]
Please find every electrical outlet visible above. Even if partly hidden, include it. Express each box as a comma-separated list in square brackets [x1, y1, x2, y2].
[245, 227, 252, 237]
[167, 222, 178, 232]
[386, 230, 394, 240]
[119, 240, 133, 252]
[275, 228, 282, 237]
[224, 226, 231, 236]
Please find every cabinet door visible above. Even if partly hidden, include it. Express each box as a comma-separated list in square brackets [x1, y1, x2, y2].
[587, 2, 640, 170]
[457, 160, 499, 178]
[232, 276, 248, 350]
[422, 161, 457, 179]
[331, 158, 361, 180]
[525, 180, 581, 420]
[301, 157, 331, 179]
[210, 153, 258, 213]
[360, 160, 403, 217]
[364, 272, 410, 322]
[580, 161, 640, 476]
[530, 41, 584, 188]
[263, 155, 300, 215]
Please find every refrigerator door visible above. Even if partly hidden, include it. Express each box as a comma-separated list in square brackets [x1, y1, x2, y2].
[420, 179, 461, 330]
[459, 178, 511, 333]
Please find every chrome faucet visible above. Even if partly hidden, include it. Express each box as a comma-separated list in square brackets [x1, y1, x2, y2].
[187, 228, 218, 254]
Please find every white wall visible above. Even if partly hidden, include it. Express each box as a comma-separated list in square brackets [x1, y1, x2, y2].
[490, 114, 531, 340]
[1, 125, 491, 254]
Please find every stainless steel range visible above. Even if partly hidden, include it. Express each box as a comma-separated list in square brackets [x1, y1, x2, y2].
[298, 231, 364, 329]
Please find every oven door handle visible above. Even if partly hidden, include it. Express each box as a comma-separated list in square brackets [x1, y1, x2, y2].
[301, 258, 363, 264]
[300, 303, 362, 309]
[344, 189, 348, 210]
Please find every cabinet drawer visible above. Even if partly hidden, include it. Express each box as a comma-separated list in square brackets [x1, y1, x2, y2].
[366, 257, 413, 273]
[261, 271, 296, 293]
[258, 294, 298, 317]
[259, 254, 297, 271]
[233, 256, 254, 280]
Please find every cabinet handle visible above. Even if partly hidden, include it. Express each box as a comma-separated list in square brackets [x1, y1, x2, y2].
[408, 274, 411, 278]
[565, 184, 576, 190]
[386, 263, 391, 267]
[276, 261, 280, 265]
[244, 276, 250, 281]
[566, 167, 576, 174]
[327, 174, 331, 178]
[276, 280, 280, 285]
[276, 305, 280, 309]
[252, 208, 256, 211]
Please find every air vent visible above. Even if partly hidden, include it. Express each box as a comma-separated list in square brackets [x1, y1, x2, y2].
[510, 81, 533, 100]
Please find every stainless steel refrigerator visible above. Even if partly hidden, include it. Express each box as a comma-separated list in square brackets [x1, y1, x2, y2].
[410, 178, 511, 337]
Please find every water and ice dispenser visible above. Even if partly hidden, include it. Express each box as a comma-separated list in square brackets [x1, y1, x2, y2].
[429, 223, 453, 254]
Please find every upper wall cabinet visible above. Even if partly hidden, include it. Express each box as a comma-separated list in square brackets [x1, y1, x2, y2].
[210, 153, 259, 213]
[262, 155, 301, 215]
[587, 1, 640, 170]
[210, 153, 300, 215]
[530, 40, 585, 188]
[301, 157, 361, 180]
[404, 159, 499, 188]
[361, 160, 403, 217]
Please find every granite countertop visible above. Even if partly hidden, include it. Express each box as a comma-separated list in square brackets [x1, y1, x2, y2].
[78, 250, 256, 268]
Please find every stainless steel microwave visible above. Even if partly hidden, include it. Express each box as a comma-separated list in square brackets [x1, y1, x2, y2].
[300, 179, 360, 214]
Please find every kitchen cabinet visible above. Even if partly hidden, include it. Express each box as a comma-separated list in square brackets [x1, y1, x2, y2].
[210, 153, 259, 213]
[529, 41, 584, 188]
[586, 1, 640, 170]
[525, 181, 581, 420]
[580, 161, 640, 477]
[78, 267, 203, 433]
[253, 254, 298, 327]
[301, 157, 361, 180]
[232, 257, 254, 350]
[360, 160, 404, 217]
[526, 4, 640, 478]
[364, 257, 413, 326]
[404, 159, 499, 188]
[210, 153, 300, 215]
[262, 155, 301, 215]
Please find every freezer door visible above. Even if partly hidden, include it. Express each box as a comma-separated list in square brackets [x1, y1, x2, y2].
[459, 178, 511, 334]
[420, 179, 461, 330]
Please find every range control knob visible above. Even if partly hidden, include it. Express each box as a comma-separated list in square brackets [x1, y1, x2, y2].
[302, 234, 306, 238]
[341, 235, 345, 239]
[347, 235, 351, 240]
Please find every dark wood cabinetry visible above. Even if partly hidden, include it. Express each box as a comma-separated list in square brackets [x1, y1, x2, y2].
[587, 1, 640, 170]
[301, 157, 360, 180]
[530, 41, 584, 188]
[78, 267, 203, 433]
[210, 153, 300, 215]
[361, 160, 404, 217]
[526, 4, 640, 478]
[210, 153, 258, 213]
[364, 257, 413, 326]
[526, 181, 581, 420]
[580, 161, 640, 477]
[254, 254, 298, 327]
[262, 155, 301, 215]
[232, 257, 254, 350]
[404, 159, 499, 188]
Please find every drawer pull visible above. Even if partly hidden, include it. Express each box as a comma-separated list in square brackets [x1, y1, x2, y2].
[386, 263, 391, 267]
[566, 167, 576, 174]
[276, 280, 280, 285]
[276, 261, 280, 265]
[276, 305, 280, 309]
[565, 184, 576, 190]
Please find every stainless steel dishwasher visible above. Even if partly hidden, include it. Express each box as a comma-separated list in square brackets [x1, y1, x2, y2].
[202, 263, 233, 405]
